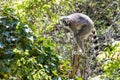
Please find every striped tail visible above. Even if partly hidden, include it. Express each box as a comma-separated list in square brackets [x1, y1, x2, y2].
[91, 29, 99, 59]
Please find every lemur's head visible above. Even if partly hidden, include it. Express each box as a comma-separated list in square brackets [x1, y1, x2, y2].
[60, 16, 70, 26]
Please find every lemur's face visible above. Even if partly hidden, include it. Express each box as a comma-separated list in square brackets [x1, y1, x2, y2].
[60, 16, 70, 26]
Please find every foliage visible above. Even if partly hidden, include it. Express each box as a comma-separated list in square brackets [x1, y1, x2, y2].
[103, 41, 120, 79]
[0, 6, 60, 80]
[95, 41, 120, 80]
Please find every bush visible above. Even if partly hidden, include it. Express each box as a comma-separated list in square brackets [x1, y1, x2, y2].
[0, 6, 59, 80]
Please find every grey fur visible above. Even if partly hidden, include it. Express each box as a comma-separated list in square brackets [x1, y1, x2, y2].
[60, 13, 96, 53]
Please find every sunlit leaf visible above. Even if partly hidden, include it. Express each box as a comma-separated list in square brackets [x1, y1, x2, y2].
[77, 78, 83, 80]
[52, 70, 58, 77]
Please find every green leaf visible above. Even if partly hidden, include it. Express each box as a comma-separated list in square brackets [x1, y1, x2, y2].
[52, 70, 58, 77]
[77, 78, 83, 80]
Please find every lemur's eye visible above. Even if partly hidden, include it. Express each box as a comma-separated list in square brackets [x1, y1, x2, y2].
[63, 18, 70, 26]
[63, 20, 67, 24]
